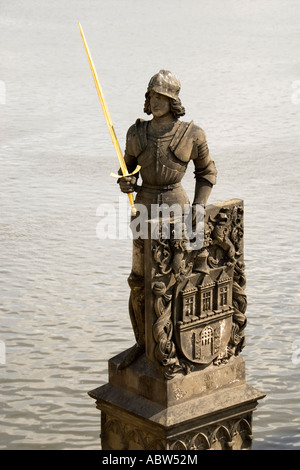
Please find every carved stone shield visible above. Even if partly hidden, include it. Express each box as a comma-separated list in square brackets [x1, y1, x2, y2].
[173, 269, 234, 364]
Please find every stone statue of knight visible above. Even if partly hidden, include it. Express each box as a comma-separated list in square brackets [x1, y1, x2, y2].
[118, 70, 217, 368]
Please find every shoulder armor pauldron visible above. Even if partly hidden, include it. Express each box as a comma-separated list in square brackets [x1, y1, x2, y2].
[169, 121, 206, 163]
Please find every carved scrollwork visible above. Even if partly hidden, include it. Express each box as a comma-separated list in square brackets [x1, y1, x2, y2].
[152, 281, 182, 379]
[230, 262, 247, 355]
[152, 239, 173, 277]
[204, 204, 247, 362]
[150, 201, 248, 375]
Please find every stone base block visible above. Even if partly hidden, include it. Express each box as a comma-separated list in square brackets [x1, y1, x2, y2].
[89, 350, 265, 450]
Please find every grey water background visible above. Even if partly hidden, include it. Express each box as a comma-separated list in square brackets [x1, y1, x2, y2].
[0, 0, 300, 450]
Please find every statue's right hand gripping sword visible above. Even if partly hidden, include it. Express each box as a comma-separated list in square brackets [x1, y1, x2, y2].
[78, 23, 140, 214]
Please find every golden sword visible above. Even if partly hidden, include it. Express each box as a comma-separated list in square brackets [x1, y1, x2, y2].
[78, 23, 140, 214]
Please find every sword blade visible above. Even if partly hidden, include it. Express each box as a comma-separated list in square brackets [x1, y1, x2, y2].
[78, 22, 136, 211]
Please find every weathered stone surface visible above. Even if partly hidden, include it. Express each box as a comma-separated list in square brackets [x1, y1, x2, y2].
[85, 66, 265, 449]
[108, 350, 246, 407]
[88, 199, 265, 449]
[143, 199, 248, 380]
[89, 357, 265, 450]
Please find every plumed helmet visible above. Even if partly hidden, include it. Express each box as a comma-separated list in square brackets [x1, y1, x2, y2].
[146, 70, 181, 100]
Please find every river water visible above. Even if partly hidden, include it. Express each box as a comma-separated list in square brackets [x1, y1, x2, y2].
[0, 0, 300, 450]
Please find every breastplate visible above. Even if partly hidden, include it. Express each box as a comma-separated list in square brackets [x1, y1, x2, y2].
[137, 126, 188, 187]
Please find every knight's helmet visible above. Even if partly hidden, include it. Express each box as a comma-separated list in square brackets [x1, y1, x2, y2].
[145, 70, 181, 100]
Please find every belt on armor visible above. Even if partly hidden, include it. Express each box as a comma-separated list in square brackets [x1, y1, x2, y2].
[141, 182, 181, 191]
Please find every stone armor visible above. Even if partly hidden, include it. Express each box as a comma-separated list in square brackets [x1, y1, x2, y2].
[125, 118, 217, 209]
[118, 117, 217, 369]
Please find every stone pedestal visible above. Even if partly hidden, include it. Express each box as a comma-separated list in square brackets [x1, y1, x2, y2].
[89, 351, 265, 450]
[89, 200, 265, 450]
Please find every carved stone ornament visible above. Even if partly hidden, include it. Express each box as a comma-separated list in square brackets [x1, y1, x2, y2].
[101, 412, 253, 451]
[149, 200, 247, 379]
[84, 62, 266, 451]
[88, 200, 265, 451]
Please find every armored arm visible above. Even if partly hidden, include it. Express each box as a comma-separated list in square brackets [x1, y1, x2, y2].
[191, 128, 217, 206]
[118, 124, 140, 193]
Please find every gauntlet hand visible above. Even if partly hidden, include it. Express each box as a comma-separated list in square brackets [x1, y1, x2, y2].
[118, 176, 137, 194]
